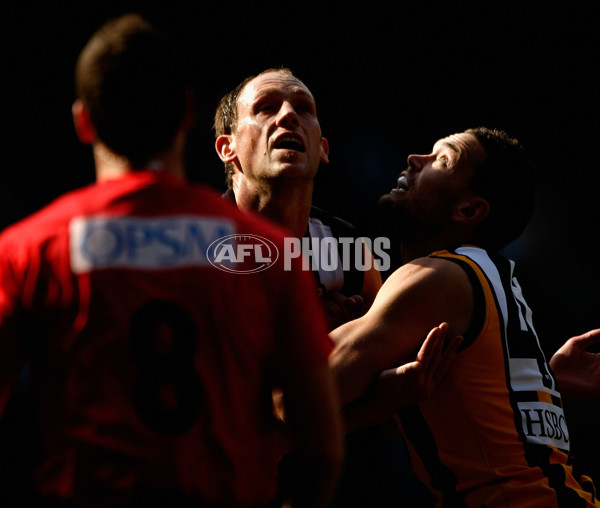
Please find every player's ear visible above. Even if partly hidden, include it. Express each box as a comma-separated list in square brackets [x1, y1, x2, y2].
[215, 134, 237, 164]
[454, 196, 490, 225]
[320, 136, 330, 164]
[72, 100, 95, 145]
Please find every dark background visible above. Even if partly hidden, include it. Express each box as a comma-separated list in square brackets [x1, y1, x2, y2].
[2, 0, 600, 496]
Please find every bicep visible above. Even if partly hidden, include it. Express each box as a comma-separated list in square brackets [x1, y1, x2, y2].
[329, 274, 426, 406]
[360, 263, 382, 310]
[329, 314, 396, 406]
[329, 258, 473, 407]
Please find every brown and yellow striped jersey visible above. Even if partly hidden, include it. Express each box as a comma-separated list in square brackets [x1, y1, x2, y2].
[395, 246, 599, 507]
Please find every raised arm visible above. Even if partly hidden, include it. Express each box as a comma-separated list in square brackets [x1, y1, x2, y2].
[328, 256, 473, 408]
[342, 323, 463, 431]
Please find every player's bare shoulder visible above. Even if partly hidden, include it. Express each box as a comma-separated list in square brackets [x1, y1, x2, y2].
[372, 255, 474, 338]
[380, 256, 470, 297]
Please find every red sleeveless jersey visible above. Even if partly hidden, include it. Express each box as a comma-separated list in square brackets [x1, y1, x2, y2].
[0, 170, 332, 506]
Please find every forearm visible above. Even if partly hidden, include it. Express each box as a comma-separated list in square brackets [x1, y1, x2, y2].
[328, 311, 394, 407]
[328, 342, 379, 408]
[339, 360, 423, 432]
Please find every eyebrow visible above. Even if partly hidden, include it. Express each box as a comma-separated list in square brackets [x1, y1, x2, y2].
[432, 140, 461, 168]
[253, 87, 315, 101]
[442, 141, 460, 153]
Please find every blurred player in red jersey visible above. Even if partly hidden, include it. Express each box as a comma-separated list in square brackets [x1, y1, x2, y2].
[0, 14, 342, 508]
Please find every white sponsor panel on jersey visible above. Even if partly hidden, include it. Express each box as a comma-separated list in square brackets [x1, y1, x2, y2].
[70, 216, 235, 272]
[509, 358, 560, 397]
[518, 400, 570, 451]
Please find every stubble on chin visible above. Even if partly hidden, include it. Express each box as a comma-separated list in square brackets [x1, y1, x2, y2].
[378, 192, 401, 211]
[377, 192, 412, 231]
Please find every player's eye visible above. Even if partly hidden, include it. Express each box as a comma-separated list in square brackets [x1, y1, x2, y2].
[258, 104, 276, 112]
[295, 101, 314, 114]
[254, 100, 278, 114]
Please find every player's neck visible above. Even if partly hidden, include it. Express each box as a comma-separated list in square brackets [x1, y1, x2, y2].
[400, 231, 469, 264]
[234, 177, 313, 239]
[93, 138, 186, 182]
[401, 241, 440, 264]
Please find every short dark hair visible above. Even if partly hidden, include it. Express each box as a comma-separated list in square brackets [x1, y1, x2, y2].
[214, 67, 298, 188]
[75, 14, 188, 168]
[466, 127, 537, 252]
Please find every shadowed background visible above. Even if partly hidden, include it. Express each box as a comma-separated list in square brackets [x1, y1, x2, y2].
[2, 0, 600, 496]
